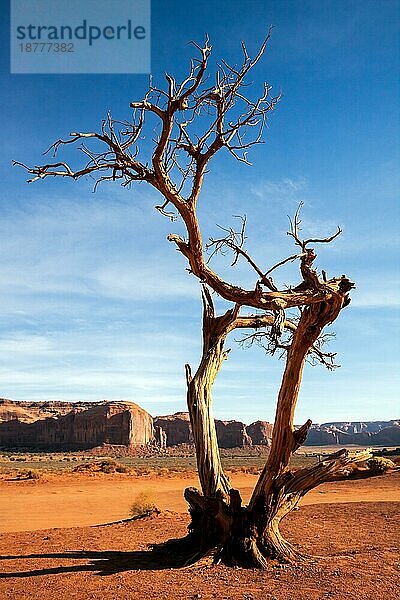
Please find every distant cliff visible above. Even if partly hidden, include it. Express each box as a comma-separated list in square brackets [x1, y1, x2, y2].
[305, 420, 400, 446]
[154, 412, 271, 449]
[0, 399, 153, 449]
[153, 413, 400, 448]
[0, 399, 398, 450]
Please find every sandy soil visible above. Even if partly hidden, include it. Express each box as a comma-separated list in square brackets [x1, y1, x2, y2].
[1, 471, 399, 533]
[0, 500, 399, 600]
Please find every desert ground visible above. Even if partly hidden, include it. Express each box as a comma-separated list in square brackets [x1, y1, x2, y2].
[0, 470, 400, 533]
[0, 454, 399, 599]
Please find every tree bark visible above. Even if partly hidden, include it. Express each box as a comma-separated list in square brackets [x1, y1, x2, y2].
[184, 291, 232, 497]
[247, 297, 346, 561]
[180, 291, 394, 567]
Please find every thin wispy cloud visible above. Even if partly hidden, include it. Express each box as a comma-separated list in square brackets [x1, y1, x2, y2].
[0, 196, 197, 305]
[351, 289, 400, 308]
[0, 181, 397, 420]
[0, 327, 199, 405]
[250, 177, 307, 204]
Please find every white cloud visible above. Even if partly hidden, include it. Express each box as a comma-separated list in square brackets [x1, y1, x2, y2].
[91, 260, 197, 301]
[0, 327, 198, 405]
[351, 288, 400, 308]
[250, 177, 307, 202]
[0, 196, 197, 309]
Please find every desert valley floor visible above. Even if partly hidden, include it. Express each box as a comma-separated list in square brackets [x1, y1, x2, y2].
[0, 466, 399, 600]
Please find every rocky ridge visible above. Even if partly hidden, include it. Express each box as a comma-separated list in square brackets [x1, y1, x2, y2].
[0, 399, 398, 450]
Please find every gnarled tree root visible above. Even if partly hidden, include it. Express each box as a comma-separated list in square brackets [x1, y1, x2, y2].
[181, 486, 306, 568]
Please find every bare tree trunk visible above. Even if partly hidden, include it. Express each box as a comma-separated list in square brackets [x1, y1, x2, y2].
[185, 290, 232, 498]
[244, 298, 347, 561]
[181, 294, 390, 567]
[246, 300, 343, 561]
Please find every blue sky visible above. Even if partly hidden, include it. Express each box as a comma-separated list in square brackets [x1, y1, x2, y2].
[0, 0, 399, 424]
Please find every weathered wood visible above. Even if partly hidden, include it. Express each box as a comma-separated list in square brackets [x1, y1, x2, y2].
[180, 445, 397, 566]
[185, 287, 285, 499]
[249, 297, 345, 511]
[185, 289, 233, 498]
[179, 282, 396, 566]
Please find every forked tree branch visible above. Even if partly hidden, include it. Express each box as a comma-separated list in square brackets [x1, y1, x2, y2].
[15, 35, 353, 328]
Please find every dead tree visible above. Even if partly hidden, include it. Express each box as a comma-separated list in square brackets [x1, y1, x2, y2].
[15, 32, 397, 566]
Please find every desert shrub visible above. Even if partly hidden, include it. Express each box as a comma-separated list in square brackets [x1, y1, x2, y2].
[115, 464, 129, 473]
[156, 467, 171, 477]
[98, 459, 129, 473]
[72, 462, 93, 472]
[0, 466, 14, 475]
[246, 465, 261, 475]
[130, 490, 159, 518]
[135, 467, 152, 476]
[99, 459, 118, 473]
[72, 459, 129, 474]
[16, 468, 40, 480]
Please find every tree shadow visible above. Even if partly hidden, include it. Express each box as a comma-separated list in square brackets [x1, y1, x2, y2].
[0, 539, 196, 578]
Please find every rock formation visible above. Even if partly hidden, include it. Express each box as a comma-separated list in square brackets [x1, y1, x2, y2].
[246, 420, 273, 446]
[319, 420, 399, 434]
[153, 412, 193, 446]
[303, 421, 400, 446]
[0, 399, 398, 450]
[215, 419, 253, 448]
[304, 427, 339, 446]
[0, 401, 153, 449]
[0, 398, 96, 423]
[373, 425, 400, 446]
[154, 414, 270, 448]
[154, 413, 257, 448]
